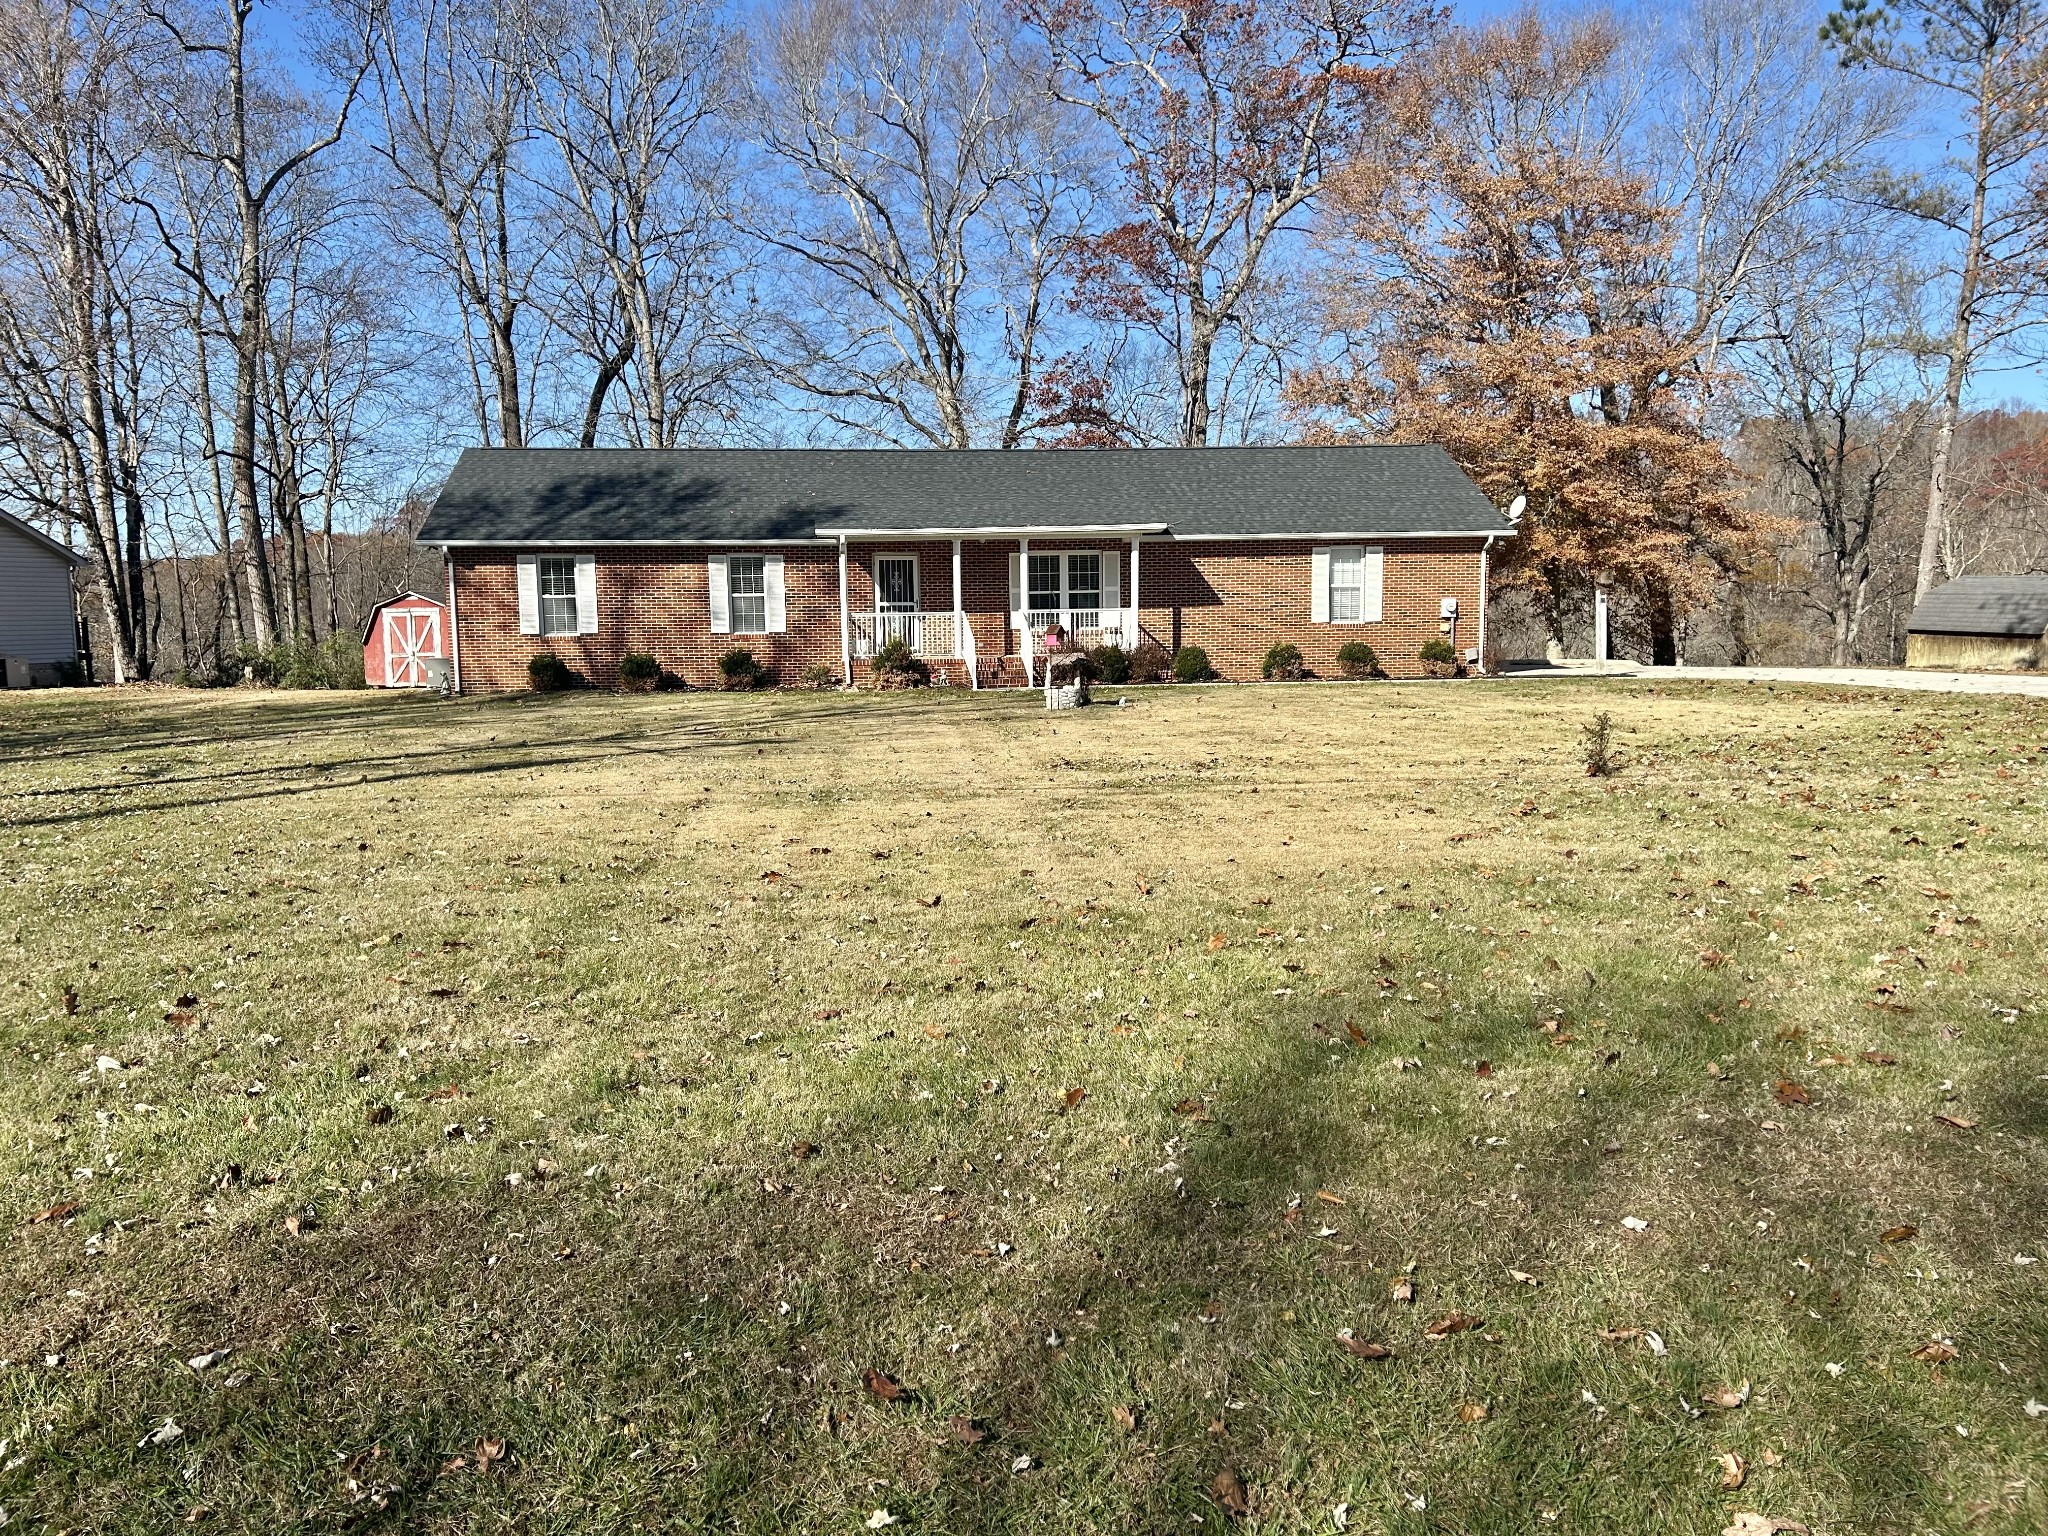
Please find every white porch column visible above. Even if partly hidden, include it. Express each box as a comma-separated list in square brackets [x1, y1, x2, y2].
[1475, 535, 1493, 676]
[838, 536, 852, 685]
[1593, 583, 1611, 667]
[951, 538, 963, 659]
[1019, 535, 1032, 686]
[1127, 535, 1142, 648]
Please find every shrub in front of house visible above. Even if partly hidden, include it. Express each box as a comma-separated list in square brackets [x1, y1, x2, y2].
[1337, 640, 1379, 679]
[1173, 645, 1213, 683]
[1089, 643, 1131, 684]
[1262, 642, 1306, 681]
[718, 647, 767, 690]
[529, 653, 574, 693]
[618, 652, 659, 692]
[870, 635, 929, 689]
[1127, 639, 1171, 682]
[799, 661, 838, 690]
[1419, 638, 1459, 678]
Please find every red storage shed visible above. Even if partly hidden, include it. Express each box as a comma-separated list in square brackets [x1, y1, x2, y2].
[362, 591, 448, 688]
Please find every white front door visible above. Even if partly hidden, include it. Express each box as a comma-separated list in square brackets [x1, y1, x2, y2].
[875, 555, 919, 650]
[382, 609, 442, 687]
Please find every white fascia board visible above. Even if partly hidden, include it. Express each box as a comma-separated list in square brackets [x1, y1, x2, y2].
[432, 537, 835, 548]
[821, 523, 1172, 538]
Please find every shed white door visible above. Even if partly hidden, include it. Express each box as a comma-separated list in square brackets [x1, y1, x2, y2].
[382, 608, 443, 687]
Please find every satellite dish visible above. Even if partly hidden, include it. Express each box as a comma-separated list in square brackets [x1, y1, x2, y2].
[1505, 494, 1527, 524]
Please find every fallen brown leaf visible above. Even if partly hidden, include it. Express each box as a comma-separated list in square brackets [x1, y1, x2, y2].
[1423, 1310, 1481, 1339]
[24, 1200, 79, 1226]
[949, 1415, 987, 1444]
[1109, 1404, 1137, 1432]
[1458, 1401, 1488, 1422]
[1703, 1381, 1751, 1410]
[1212, 1467, 1250, 1518]
[1910, 1339, 1958, 1365]
[1062, 1086, 1087, 1112]
[1718, 1450, 1748, 1491]
[1344, 1019, 1368, 1047]
[1879, 1224, 1917, 1245]
[1934, 1112, 1977, 1130]
[1391, 1275, 1415, 1305]
[1315, 1189, 1345, 1206]
[1336, 1331, 1395, 1360]
[1205, 932, 1228, 952]
[1861, 1050, 1898, 1066]
[1721, 1516, 1807, 1536]
[861, 1368, 910, 1402]
[1699, 947, 1729, 968]
[1772, 1080, 1811, 1107]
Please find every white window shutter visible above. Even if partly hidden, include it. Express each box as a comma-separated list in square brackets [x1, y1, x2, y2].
[1310, 547, 1331, 623]
[764, 554, 787, 633]
[574, 555, 598, 633]
[707, 553, 730, 634]
[516, 555, 539, 635]
[1101, 548, 1119, 614]
[1363, 546, 1385, 622]
[1008, 552, 1021, 623]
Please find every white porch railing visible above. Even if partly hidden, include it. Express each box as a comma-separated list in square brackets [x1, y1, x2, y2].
[1021, 608, 1139, 684]
[851, 610, 961, 661]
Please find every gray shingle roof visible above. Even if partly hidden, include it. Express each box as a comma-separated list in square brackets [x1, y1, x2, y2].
[1906, 575, 2048, 637]
[417, 445, 1511, 544]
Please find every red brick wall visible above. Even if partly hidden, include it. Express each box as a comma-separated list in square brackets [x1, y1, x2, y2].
[450, 546, 844, 692]
[1136, 538, 1487, 680]
[446, 536, 1489, 690]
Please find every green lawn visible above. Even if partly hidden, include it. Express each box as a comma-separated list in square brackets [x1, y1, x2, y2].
[2, 680, 2045, 1534]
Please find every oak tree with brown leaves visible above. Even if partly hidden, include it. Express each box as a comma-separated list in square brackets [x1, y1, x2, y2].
[1296, 14, 1778, 661]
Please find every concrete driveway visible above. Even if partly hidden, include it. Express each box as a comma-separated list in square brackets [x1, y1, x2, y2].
[1496, 659, 2048, 699]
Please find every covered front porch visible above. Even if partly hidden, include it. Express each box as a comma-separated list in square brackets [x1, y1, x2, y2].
[833, 527, 1164, 688]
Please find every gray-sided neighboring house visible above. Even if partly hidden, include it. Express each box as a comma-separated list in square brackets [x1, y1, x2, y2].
[0, 507, 88, 687]
[1905, 574, 2048, 673]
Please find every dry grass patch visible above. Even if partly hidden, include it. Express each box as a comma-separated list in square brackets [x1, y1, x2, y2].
[1, 680, 2046, 1533]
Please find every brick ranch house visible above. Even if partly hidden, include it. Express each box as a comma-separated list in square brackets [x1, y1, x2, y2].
[416, 445, 1516, 692]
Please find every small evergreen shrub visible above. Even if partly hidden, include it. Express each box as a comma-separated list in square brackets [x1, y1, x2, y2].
[1582, 711, 1618, 777]
[1419, 637, 1459, 677]
[1337, 640, 1379, 679]
[870, 635, 929, 688]
[1262, 642, 1306, 681]
[1127, 639, 1172, 683]
[529, 653, 574, 693]
[718, 647, 767, 690]
[1173, 645, 1213, 683]
[799, 661, 839, 690]
[1089, 643, 1131, 684]
[618, 652, 659, 688]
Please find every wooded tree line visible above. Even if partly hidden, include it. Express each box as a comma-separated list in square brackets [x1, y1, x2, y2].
[3, 0, 2046, 680]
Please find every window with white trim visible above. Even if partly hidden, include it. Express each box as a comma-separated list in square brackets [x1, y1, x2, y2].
[727, 554, 767, 633]
[537, 556, 578, 635]
[1329, 547, 1364, 622]
[1067, 551, 1102, 614]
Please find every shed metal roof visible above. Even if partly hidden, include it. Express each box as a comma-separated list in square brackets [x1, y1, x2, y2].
[417, 445, 1512, 545]
[1906, 575, 2048, 637]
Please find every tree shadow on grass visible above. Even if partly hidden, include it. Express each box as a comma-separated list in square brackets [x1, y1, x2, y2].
[8, 952, 2043, 1533]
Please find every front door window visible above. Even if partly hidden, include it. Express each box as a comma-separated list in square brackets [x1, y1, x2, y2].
[876, 556, 918, 613]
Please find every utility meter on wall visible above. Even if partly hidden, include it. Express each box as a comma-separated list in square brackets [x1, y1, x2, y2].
[1439, 596, 1459, 636]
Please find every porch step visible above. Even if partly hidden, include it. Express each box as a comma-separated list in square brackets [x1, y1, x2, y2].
[979, 656, 1031, 689]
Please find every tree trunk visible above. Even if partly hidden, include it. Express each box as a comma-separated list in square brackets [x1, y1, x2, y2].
[1915, 65, 1993, 603]
[1181, 299, 1217, 447]
[1646, 582, 1678, 666]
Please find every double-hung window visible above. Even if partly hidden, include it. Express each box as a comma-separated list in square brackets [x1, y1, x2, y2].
[1314, 544, 1382, 624]
[1066, 552, 1102, 619]
[727, 555, 767, 634]
[537, 556, 579, 635]
[1328, 547, 1365, 622]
